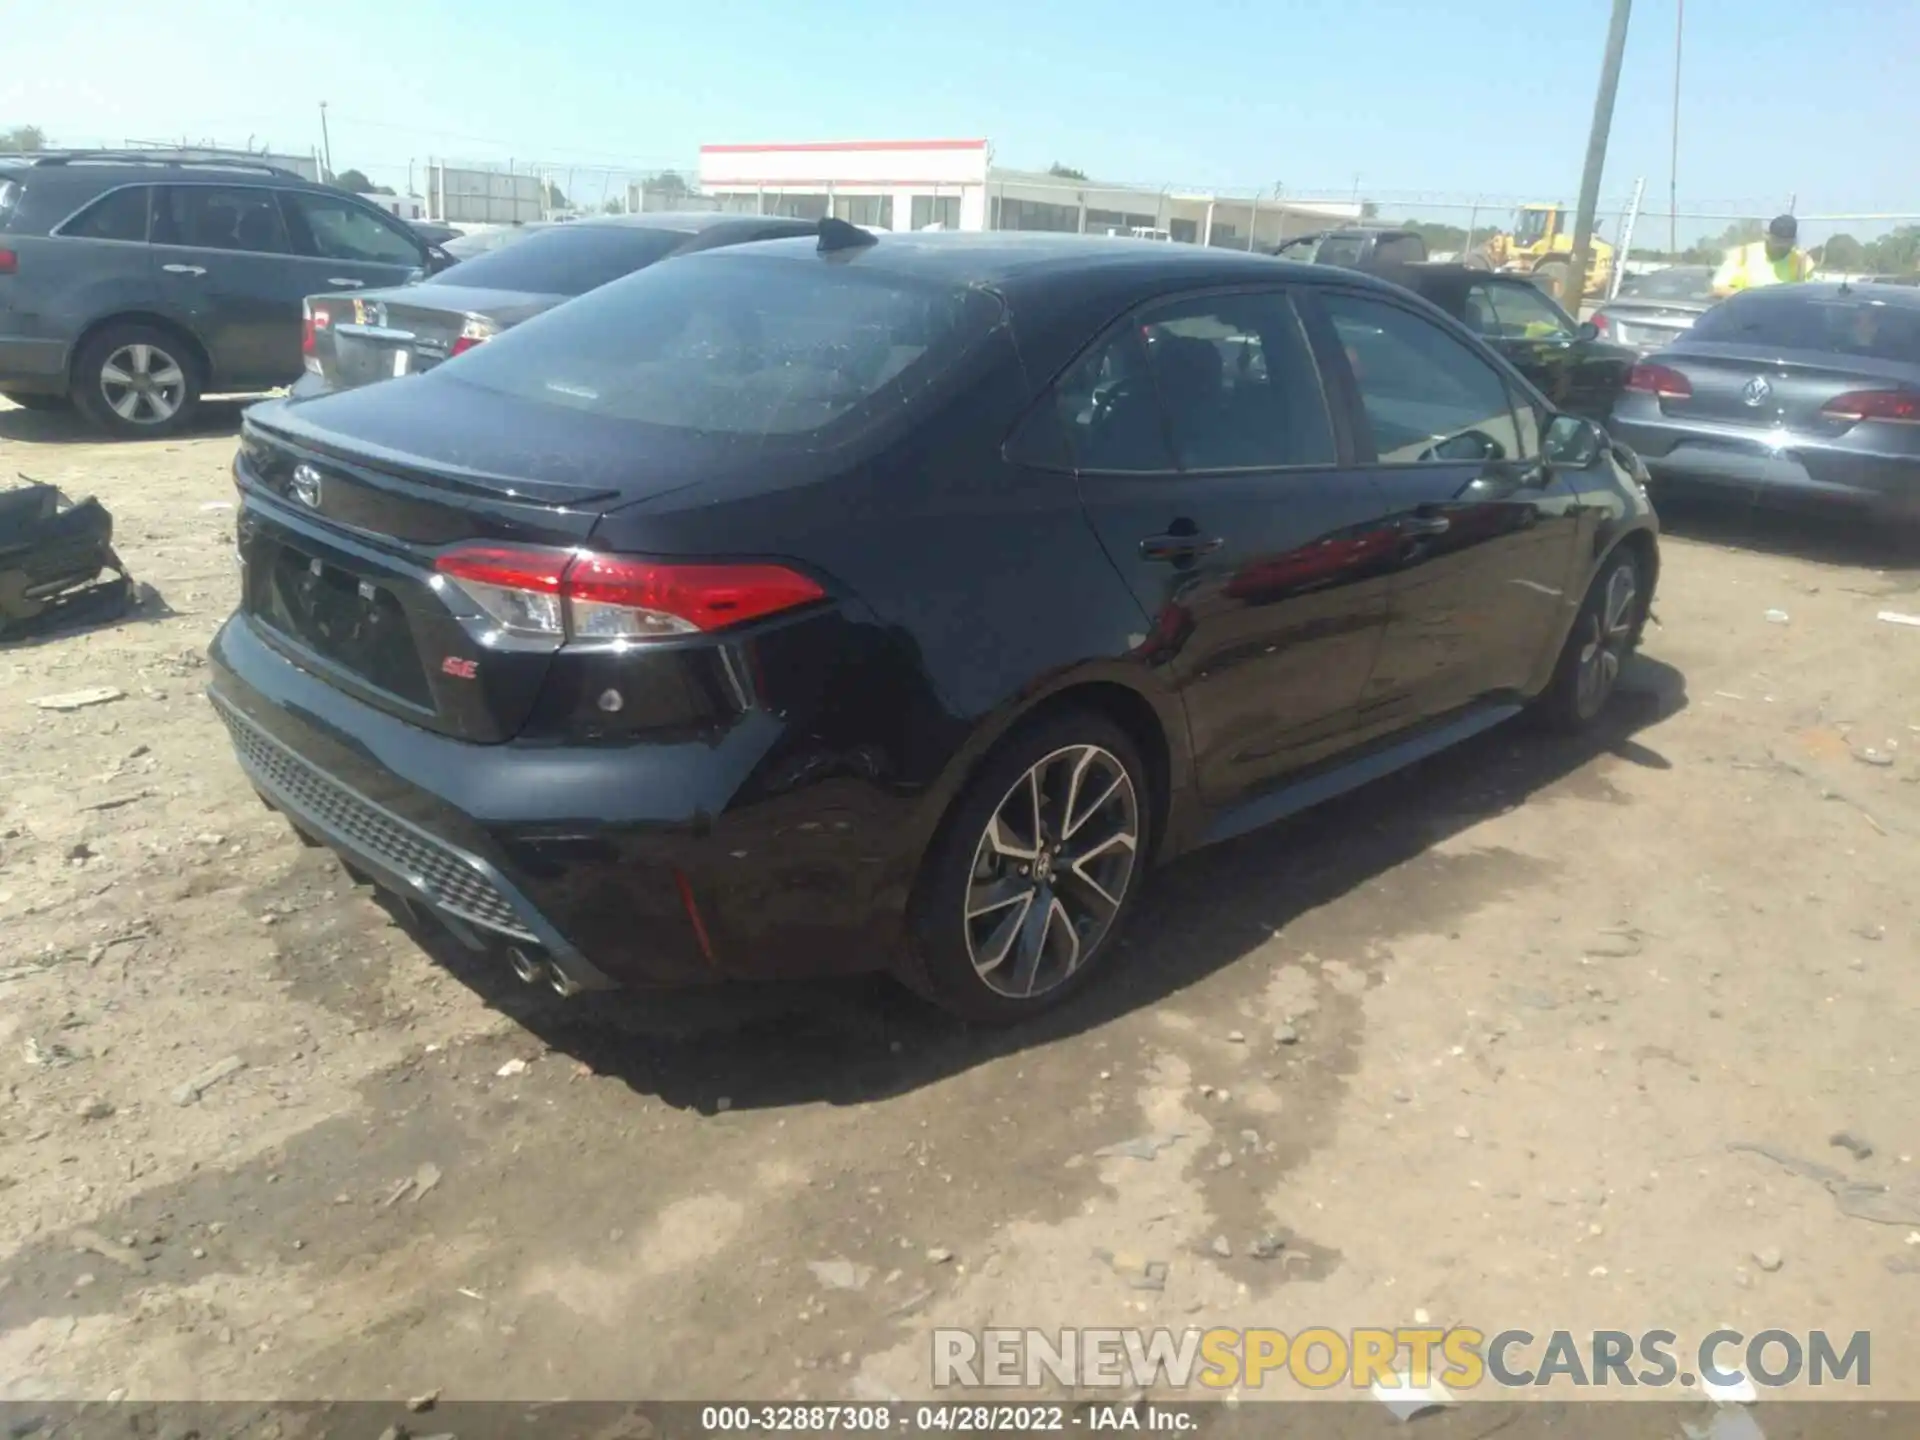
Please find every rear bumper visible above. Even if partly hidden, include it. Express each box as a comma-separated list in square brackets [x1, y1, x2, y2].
[0, 336, 71, 396]
[207, 613, 916, 990]
[1608, 411, 1920, 518]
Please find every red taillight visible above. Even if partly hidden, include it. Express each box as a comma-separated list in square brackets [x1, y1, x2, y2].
[1624, 362, 1691, 398]
[433, 545, 825, 641]
[1590, 311, 1610, 334]
[449, 334, 484, 357]
[1821, 389, 1920, 425]
[0, 249, 17, 276]
[302, 299, 333, 356]
[449, 318, 496, 357]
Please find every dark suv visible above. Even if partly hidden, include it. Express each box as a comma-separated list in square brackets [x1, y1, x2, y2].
[0, 150, 437, 437]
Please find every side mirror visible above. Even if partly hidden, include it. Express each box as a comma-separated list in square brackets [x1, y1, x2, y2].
[1575, 320, 1600, 342]
[1544, 414, 1605, 468]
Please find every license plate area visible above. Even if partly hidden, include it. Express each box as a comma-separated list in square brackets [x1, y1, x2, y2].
[260, 544, 433, 707]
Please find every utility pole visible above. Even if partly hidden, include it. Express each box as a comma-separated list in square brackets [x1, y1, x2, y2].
[1567, 0, 1634, 311]
[1669, 0, 1683, 256]
[317, 101, 334, 181]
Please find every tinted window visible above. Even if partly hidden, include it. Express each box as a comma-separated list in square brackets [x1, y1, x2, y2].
[430, 224, 684, 296]
[1052, 327, 1177, 473]
[62, 186, 150, 242]
[0, 176, 22, 231]
[1322, 292, 1528, 463]
[1618, 267, 1713, 300]
[444, 251, 1004, 440]
[1481, 281, 1573, 338]
[285, 192, 422, 266]
[1373, 235, 1426, 265]
[157, 186, 289, 253]
[1313, 236, 1367, 268]
[1687, 290, 1920, 362]
[1138, 292, 1334, 470]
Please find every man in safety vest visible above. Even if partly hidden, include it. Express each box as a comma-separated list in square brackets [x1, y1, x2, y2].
[1712, 214, 1815, 296]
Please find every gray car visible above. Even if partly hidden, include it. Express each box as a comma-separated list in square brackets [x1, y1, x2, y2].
[291, 213, 817, 399]
[1608, 282, 1920, 523]
[1590, 265, 1717, 354]
[0, 150, 441, 437]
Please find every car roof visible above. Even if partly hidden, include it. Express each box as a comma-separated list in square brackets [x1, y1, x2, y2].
[1725, 280, 1920, 310]
[566, 211, 813, 237]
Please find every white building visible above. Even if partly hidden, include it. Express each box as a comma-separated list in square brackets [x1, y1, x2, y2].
[696, 139, 1360, 250]
[359, 191, 429, 222]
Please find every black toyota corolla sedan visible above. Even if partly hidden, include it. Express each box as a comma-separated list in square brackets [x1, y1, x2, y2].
[209, 222, 1659, 1023]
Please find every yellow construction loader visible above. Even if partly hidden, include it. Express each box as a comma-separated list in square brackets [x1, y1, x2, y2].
[1466, 203, 1615, 302]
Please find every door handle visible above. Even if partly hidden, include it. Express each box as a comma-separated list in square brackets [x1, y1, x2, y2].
[326, 278, 365, 288]
[161, 264, 206, 276]
[1139, 532, 1224, 562]
[1399, 515, 1451, 536]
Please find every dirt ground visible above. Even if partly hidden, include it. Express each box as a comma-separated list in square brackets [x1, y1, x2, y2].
[2, 396, 1918, 1414]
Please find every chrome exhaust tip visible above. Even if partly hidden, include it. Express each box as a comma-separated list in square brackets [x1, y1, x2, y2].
[544, 961, 584, 999]
[506, 946, 545, 986]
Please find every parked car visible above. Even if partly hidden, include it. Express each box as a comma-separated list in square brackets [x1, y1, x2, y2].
[0, 150, 446, 436]
[1273, 227, 1428, 269]
[292, 213, 817, 399]
[1609, 282, 1920, 523]
[209, 226, 1658, 1023]
[1590, 265, 1717, 353]
[1366, 262, 1638, 421]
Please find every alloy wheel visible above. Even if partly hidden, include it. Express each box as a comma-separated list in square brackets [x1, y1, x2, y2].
[99, 343, 187, 426]
[1576, 562, 1638, 717]
[964, 744, 1140, 1000]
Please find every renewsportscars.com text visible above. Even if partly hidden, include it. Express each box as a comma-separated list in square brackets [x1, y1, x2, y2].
[932, 1327, 1871, 1391]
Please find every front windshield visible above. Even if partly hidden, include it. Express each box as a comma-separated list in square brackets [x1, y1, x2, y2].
[1619, 266, 1714, 300]
[1513, 208, 1553, 246]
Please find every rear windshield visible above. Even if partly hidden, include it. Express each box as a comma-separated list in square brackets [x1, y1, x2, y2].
[425, 224, 685, 296]
[443, 250, 1005, 440]
[1618, 267, 1713, 300]
[1313, 236, 1367, 268]
[1689, 290, 1920, 362]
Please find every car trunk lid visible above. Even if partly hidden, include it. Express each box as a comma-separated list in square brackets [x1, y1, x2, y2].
[1600, 301, 1707, 350]
[235, 381, 701, 744]
[1648, 342, 1920, 432]
[309, 284, 564, 393]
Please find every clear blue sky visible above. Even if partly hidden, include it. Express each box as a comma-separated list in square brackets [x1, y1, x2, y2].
[10, 0, 1915, 243]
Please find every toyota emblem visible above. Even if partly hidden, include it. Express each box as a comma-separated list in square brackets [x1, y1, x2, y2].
[290, 463, 323, 508]
[1742, 376, 1773, 407]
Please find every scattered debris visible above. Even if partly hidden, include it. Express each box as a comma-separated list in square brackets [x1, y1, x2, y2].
[925, 1247, 953, 1265]
[1877, 610, 1920, 628]
[1369, 1372, 1453, 1422]
[1093, 1131, 1185, 1162]
[31, 686, 126, 712]
[1226, 1030, 1246, 1044]
[1697, 1372, 1760, 1405]
[75, 1096, 114, 1122]
[70, 1227, 146, 1273]
[1752, 1246, 1784, 1273]
[1249, 1232, 1288, 1261]
[1093, 1249, 1169, 1292]
[1854, 748, 1896, 767]
[1272, 1023, 1300, 1046]
[1454, 1126, 1472, 1141]
[1728, 1142, 1920, 1226]
[1684, 1407, 1767, 1440]
[412, 1162, 443, 1202]
[1764, 609, 1790, 625]
[1215, 1150, 1235, 1169]
[407, 1389, 440, 1413]
[807, 1258, 874, 1292]
[494, 1058, 527, 1078]
[1831, 1131, 1875, 1161]
[1585, 925, 1645, 958]
[78, 789, 153, 812]
[1210, 1235, 1232, 1259]
[171, 1054, 245, 1106]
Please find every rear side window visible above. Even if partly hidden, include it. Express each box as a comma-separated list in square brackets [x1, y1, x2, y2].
[1373, 235, 1426, 265]
[429, 224, 686, 296]
[1689, 291, 1920, 362]
[156, 186, 290, 254]
[60, 186, 151, 242]
[0, 176, 23, 232]
[444, 251, 1006, 440]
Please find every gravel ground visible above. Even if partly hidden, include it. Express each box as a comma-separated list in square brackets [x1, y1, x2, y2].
[1, 398, 1917, 1411]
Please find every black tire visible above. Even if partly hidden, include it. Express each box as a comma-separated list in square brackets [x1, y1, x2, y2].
[1537, 546, 1645, 731]
[901, 710, 1153, 1024]
[2, 392, 70, 412]
[70, 323, 202, 439]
